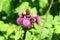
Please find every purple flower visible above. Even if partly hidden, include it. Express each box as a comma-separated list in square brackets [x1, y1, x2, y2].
[23, 18, 31, 27]
[17, 17, 23, 24]
[16, 9, 41, 28]
[35, 16, 41, 24]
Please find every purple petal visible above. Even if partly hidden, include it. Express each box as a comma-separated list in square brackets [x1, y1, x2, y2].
[23, 18, 31, 27]
[17, 17, 23, 24]
[36, 15, 41, 24]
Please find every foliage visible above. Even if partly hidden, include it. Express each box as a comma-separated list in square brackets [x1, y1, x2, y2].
[0, 0, 60, 40]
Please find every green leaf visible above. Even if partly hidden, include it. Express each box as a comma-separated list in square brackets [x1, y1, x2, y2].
[34, 23, 40, 30]
[0, 0, 11, 16]
[32, 0, 35, 2]
[40, 28, 49, 39]
[54, 25, 60, 34]
[5, 24, 16, 39]
[25, 31, 32, 40]
[48, 28, 54, 40]
[54, 16, 60, 34]
[0, 24, 9, 31]
[0, 21, 4, 25]
[0, 36, 4, 40]
[38, 28, 54, 40]
[14, 27, 24, 40]
[14, 31, 24, 40]
[3, 0, 12, 16]
[40, 14, 53, 28]
[59, 0, 60, 3]
[15, 2, 30, 15]
[33, 36, 38, 40]
[53, 16, 60, 25]
[29, 7, 37, 15]
[39, 0, 48, 8]
[0, 0, 5, 12]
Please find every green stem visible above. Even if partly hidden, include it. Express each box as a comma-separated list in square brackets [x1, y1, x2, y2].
[39, 0, 54, 40]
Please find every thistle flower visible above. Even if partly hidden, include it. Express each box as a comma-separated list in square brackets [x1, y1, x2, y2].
[16, 9, 41, 28]
[23, 18, 31, 27]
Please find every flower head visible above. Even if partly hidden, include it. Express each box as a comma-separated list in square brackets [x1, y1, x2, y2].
[23, 18, 31, 27]
[16, 9, 41, 28]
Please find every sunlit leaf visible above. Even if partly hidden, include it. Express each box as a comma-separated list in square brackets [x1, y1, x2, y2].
[53, 16, 60, 25]
[0, 36, 4, 40]
[25, 31, 32, 40]
[39, 0, 48, 8]
[0, 24, 9, 31]
[29, 7, 37, 15]
[15, 2, 30, 15]
[0, 0, 12, 16]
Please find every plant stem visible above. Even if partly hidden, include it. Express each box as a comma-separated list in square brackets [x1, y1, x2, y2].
[43, 0, 54, 27]
[39, 0, 54, 40]
[23, 29, 27, 40]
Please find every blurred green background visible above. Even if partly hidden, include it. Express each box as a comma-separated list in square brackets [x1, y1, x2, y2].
[0, 0, 60, 40]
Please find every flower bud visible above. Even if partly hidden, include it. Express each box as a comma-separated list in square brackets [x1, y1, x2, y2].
[26, 9, 30, 15]
[22, 12, 26, 17]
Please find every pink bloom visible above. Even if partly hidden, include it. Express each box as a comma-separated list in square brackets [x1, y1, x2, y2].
[35, 16, 41, 24]
[23, 18, 31, 27]
[17, 17, 23, 24]
[16, 9, 41, 28]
